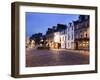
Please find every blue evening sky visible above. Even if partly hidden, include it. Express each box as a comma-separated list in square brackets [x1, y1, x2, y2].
[26, 12, 79, 37]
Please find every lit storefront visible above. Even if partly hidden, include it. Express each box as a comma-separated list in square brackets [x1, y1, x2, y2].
[74, 15, 89, 50]
[75, 39, 89, 50]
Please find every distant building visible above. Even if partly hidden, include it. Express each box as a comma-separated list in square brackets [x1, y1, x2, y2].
[74, 15, 89, 50]
[46, 28, 55, 49]
[26, 36, 35, 48]
[46, 24, 66, 49]
[26, 36, 30, 48]
[30, 40, 35, 48]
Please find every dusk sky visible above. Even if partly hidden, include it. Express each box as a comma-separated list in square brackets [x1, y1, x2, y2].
[26, 12, 79, 37]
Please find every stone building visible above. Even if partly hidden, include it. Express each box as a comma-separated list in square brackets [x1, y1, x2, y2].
[46, 24, 66, 49]
[45, 15, 89, 50]
[60, 22, 74, 49]
[46, 28, 55, 49]
[60, 30, 66, 48]
[65, 23, 74, 49]
[74, 15, 89, 50]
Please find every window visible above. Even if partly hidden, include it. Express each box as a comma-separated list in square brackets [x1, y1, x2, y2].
[84, 32, 88, 38]
[72, 33, 73, 40]
[64, 30, 65, 34]
[76, 34, 78, 39]
[86, 34, 87, 38]
[61, 36, 64, 42]
[60, 38, 61, 42]
[68, 34, 70, 40]
[76, 25, 78, 29]
[63, 36, 64, 41]
[72, 26, 73, 30]
[68, 27, 70, 31]
[68, 42, 69, 47]
[80, 35, 82, 38]
[65, 36, 66, 41]
[66, 30, 67, 34]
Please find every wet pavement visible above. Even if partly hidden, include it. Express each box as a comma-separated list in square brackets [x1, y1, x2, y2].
[26, 49, 89, 67]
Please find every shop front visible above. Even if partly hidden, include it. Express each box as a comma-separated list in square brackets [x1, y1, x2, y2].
[75, 38, 89, 50]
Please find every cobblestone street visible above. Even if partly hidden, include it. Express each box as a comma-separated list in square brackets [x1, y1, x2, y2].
[26, 49, 89, 67]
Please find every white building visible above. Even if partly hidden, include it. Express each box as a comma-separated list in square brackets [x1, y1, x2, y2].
[60, 22, 75, 49]
[66, 23, 74, 49]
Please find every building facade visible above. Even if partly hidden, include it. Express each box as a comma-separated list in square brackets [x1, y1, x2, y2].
[65, 23, 74, 49]
[45, 15, 89, 50]
[46, 28, 55, 49]
[60, 30, 66, 49]
[46, 24, 67, 49]
[60, 23, 75, 49]
[26, 37, 35, 48]
[74, 15, 89, 50]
